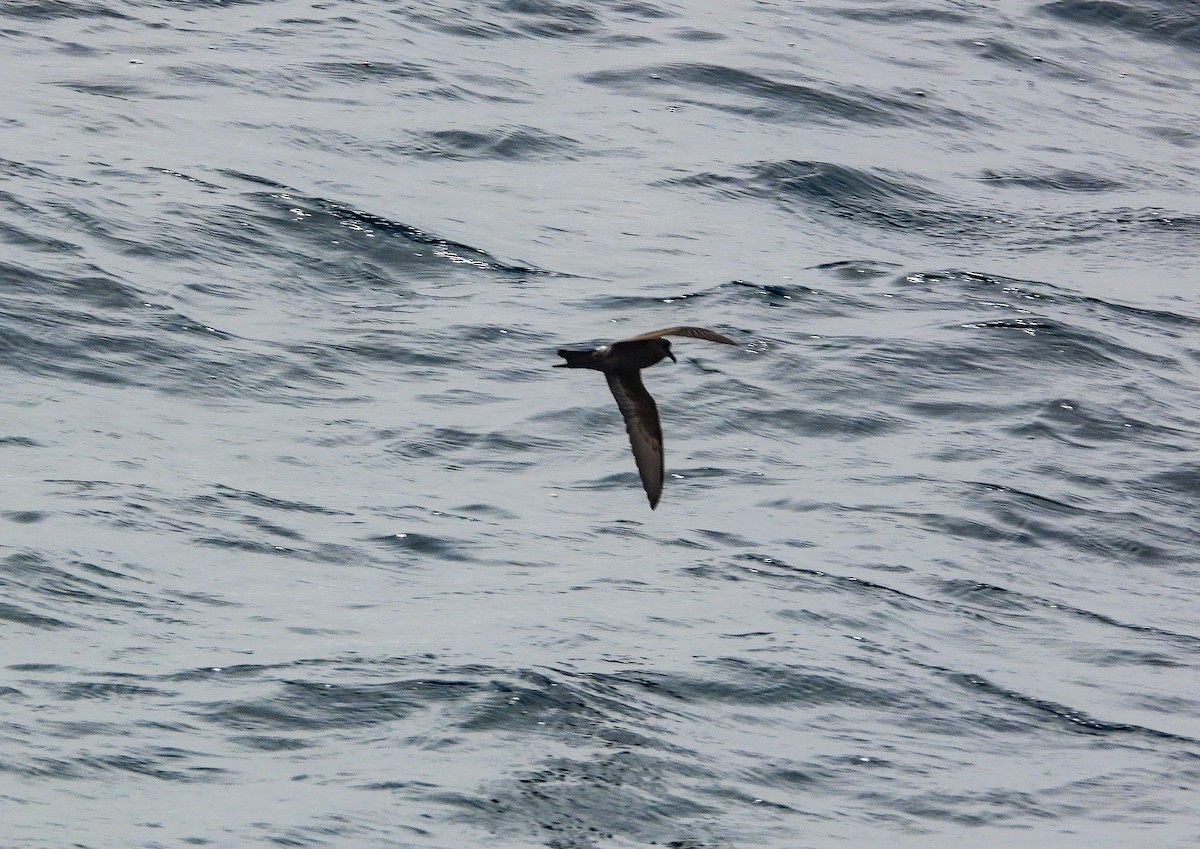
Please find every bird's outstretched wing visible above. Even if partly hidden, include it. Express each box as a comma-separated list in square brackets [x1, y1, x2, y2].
[605, 371, 665, 509]
[619, 326, 737, 345]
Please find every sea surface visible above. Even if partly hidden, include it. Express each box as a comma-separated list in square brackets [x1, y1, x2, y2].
[2, 1, 1199, 847]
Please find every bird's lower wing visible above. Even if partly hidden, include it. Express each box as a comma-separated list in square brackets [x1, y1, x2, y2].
[619, 326, 737, 345]
[605, 371, 665, 509]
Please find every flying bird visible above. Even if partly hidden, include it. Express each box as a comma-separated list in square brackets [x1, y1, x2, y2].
[554, 326, 737, 509]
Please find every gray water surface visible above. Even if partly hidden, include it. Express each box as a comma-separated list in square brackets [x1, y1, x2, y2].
[2, 1, 1199, 847]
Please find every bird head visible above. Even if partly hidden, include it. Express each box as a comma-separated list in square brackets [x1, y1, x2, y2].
[661, 339, 676, 363]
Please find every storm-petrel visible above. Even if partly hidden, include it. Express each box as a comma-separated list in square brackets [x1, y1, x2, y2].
[555, 326, 737, 509]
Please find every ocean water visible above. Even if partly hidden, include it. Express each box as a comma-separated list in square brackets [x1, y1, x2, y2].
[2, 1, 1199, 847]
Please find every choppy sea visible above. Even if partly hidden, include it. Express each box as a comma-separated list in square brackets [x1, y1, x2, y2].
[2, 1, 1199, 847]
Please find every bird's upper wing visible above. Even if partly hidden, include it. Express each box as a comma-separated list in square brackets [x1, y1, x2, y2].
[619, 326, 737, 345]
[605, 371, 665, 509]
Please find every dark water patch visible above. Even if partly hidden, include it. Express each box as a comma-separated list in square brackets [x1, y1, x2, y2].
[1, 1, 132, 21]
[1, 552, 149, 620]
[387, 424, 554, 462]
[51, 481, 203, 538]
[723, 278, 833, 313]
[1076, 648, 1182, 668]
[671, 27, 725, 41]
[946, 671, 1197, 741]
[814, 258, 905, 281]
[304, 196, 547, 276]
[48, 720, 125, 739]
[201, 674, 483, 733]
[915, 509, 1042, 548]
[169, 663, 278, 683]
[609, 0, 676, 20]
[401, 126, 582, 161]
[373, 531, 477, 562]
[905, 270, 1200, 345]
[229, 734, 312, 752]
[568, 470, 653, 496]
[217, 169, 290, 190]
[51, 679, 177, 701]
[200, 699, 326, 734]
[5, 510, 45, 524]
[0, 263, 304, 398]
[493, 0, 603, 38]
[300, 339, 452, 381]
[452, 502, 520, 521]
[0, 157, 92, 187]
[742, 405, 906, 439]
[414, 388, 511, 406]
[933, 579, 1034, 611]
[210, 485, 348, 516]
[590, 521, 656, 543]
[744, 155, 931, 199]
[692, 528, 756, 549]
[1, 755, 85, 780]
[167, 589, 239, 609]
[1008, 398, 1151, 446]
[57, 272, 146, 310]
[446, 323, 545, 347]
[671, 166, 1200, 254]
[663, 158, 938, 216]
[163, 0, 286, 9]
[0, 434, 39, 448]
[401, 0, 590, 40]
[775, 606, 888, 635]
[192, 535, 300, 556]
[1016, 591, 1200, 649]
[968, 481, 1086, 514]
[239, 515, 305, 542]
[729, 553, 933, 604]
[907, 400, 1022, 422]
[1075, 287, 1200, 332]
[1040, 206, 1200, 251]
[864, 784, 1071, 828]
[83, 749, 230, 783]
[308, 60, 436, 84]
[1138, 464, 1200, 518]
[970, 38, 1084, 79]
[828, 5, 971, 24]
[614, 658, 914, 709]
[7, 663, 72, 672]
[1040, 0, 1200, 51]
[156, 166, 227, 191]
[1, 260, 136, 320]
[273, 679, 427, 728]
[458, 672, 626, 735]
[0, 219, 81, 253]
[167, 61, 322, 97]
[0, 601, 73, 629]
[207, 185, 527, 292]
[446, 749, 717, 849]
[584, 63, 969, 128]
[900, 268, 1056, 300]
[980, 168, 1124, 192]
[308, 541, 369, 565]
[579, 279, 785, 311]
[411, 0, 676, 43]
[1144, 123, 1199, 147]
[902, 271, 1194, 376]
[56, 80, 149, 99]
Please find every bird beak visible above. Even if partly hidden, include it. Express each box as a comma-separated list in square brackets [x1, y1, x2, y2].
[667, 351, 677, 363]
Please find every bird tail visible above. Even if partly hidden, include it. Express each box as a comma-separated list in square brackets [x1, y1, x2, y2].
[555, 349, 596, 368]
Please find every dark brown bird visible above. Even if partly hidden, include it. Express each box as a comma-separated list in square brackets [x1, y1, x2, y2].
[554, 326, 737, 509]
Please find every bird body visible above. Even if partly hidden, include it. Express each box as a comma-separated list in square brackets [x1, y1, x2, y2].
[554, 326, 737, 509]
